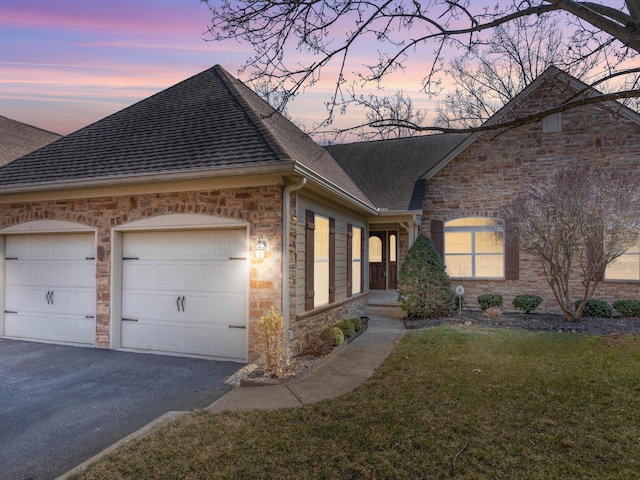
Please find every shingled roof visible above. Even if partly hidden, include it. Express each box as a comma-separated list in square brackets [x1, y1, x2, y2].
[0, 66, 373, 210]
[327, 134, 468, 212]
[0, 115, 61, 167]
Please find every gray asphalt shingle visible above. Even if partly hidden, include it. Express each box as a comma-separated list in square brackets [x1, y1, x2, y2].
[0, 116, 61, 167]
[0, 66, 373, 210]
[327, 134, 468, 211]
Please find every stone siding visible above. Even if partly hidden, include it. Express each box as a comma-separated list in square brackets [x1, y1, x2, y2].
[291, 293, 369, 356]
[1, 185, 284, 356]
[422, 75, 640, 314]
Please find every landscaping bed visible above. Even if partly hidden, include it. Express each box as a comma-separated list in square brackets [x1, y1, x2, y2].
[240, 317, 369, 386]
[405, 309, 640, 335]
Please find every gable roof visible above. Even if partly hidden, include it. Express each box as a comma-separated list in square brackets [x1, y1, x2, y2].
[0, 66, 374, 211]
[420, 66, 640, 180]
[0, 115, 61, 167]
[327, 134, 468, 212]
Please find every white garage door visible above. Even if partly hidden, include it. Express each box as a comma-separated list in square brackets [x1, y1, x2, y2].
[4, 234, 96, 345]
[121, 229, 248, 360]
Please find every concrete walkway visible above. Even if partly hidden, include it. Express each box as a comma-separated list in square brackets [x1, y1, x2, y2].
[207, 313, 405, 413]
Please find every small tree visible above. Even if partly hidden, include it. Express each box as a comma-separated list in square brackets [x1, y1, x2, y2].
[397, 234, 453, 319]
[503, 165, 640, 322]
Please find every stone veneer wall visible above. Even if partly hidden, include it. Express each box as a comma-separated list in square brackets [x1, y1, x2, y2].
[290, 293, 369, 356]
[0, 185, 284, 355]
[423, 75, 640, 314]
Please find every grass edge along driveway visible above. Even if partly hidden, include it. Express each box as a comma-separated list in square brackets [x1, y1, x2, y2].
[72, 326, 640, 479]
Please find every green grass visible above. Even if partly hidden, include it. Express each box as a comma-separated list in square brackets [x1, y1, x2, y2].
[72, 327, 640, 479]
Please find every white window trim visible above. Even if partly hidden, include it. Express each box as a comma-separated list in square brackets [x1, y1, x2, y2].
[444, 218, 505, 279]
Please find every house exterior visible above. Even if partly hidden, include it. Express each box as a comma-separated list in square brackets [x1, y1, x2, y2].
[332, 66, 640, 314]
[0, 66, 375, 361]
[1, 65, 639, 361]
[0, 115, 61, 166]
[419, 67, 640, 313]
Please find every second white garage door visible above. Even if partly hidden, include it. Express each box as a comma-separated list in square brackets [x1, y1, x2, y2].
[121, 229, 248, 360]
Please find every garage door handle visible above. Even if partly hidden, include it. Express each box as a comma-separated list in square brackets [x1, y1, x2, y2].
[46, 291, 53, 305]
[177, 296, 186, 311]
[228, 325, 246, 329]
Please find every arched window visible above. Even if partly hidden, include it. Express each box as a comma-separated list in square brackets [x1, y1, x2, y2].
[368, 236, 382, 263]
[444, 217, 504, 278]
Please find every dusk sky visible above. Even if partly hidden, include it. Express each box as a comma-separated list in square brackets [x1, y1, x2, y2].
[0, 0, 441, 137]
[0, 1, 256, 135]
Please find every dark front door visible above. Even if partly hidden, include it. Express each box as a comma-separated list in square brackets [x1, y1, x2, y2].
[369, 231, 398, 290]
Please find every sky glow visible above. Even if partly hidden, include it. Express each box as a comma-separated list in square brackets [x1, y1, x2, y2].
[0, 0, 440, 137]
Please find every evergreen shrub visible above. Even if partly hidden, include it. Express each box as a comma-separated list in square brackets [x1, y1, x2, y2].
[397, 235, 453, 319]
[477, 294, 503, 310]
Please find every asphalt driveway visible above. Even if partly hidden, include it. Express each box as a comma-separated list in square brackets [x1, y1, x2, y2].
[0, 338, 240, 480]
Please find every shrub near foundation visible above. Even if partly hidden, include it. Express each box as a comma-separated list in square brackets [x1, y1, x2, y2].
[477, 294, 503, 311]
[513, 295, 543, 314]
[613, 300, 640, 318]
[574, 299, 613, 318]
[335, 319, 356, 339]
[330, 326, 345, 346]
[397, 234, 453, 318]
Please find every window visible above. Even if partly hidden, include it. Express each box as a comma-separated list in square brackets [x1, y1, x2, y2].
[352, 226, 362, 294]
[606, 234, 640, 281]
[369, 235, 382, 263]
[543, 113, 562, 133]
[444, 217, 504, 278]
[314, 214, 330, 307]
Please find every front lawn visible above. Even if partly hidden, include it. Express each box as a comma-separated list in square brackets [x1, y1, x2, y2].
[72, 327, 640, 479]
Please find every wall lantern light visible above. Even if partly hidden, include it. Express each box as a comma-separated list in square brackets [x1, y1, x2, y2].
[254, 235, 268, 260]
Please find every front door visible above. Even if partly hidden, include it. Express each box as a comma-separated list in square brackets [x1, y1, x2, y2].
[369, 231, 398, 290]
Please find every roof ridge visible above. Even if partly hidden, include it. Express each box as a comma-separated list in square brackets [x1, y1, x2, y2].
[212, 65, 294, 163]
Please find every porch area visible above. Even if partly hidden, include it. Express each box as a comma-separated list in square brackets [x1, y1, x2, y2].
[365, 289, 404, 319]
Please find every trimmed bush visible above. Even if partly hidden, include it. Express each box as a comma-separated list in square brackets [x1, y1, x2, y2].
[612, 300, 640, 318]
[335, 319, 356, 339]
[477, 294, 503, 311]
[330, 326, 345, 346]
[575, 299, 613, 318]
[350, 317, 363, 332]
[512, 295, 543, 314]
[397, 235, 453, 319]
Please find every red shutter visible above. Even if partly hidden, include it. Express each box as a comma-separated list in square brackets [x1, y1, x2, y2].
[431, 220, 444, 259]
[505, 221, 519, 280]
[305, 210, 315, 310]
[329, 217, 336, 303]
[347, 224, 353, 297]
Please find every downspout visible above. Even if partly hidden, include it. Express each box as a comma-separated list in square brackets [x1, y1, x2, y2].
[282, 177, 307, 346]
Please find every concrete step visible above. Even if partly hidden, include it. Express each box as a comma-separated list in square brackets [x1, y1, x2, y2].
[365, 304, 405, 319]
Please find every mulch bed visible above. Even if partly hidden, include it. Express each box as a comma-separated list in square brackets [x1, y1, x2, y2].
[404, 310, 640, 335]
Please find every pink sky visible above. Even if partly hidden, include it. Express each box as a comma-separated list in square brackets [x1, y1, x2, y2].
[0, 0, 441, 137]
[0, 1, 251, 134]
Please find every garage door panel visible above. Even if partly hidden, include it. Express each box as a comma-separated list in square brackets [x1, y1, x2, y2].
[5, 312, 94, 345]
[7, 234, 93, 259]
[6, 261, 94, 288]
[121, 229, 248, 360]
